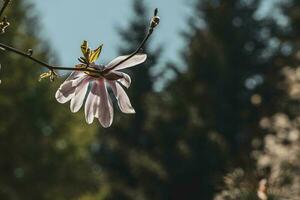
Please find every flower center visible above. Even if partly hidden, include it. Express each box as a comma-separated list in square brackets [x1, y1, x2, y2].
[83, 64, 104, 78]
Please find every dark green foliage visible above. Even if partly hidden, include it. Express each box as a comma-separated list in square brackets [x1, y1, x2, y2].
[91, 0, 300, 199]
[91, 1, 165, 199]
[2, 0, 300, 199]
[214, 0, 300, 199]
[0, 1, 99, 199]
[92, 0, 228, 199]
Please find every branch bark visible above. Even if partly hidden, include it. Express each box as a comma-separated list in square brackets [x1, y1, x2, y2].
[0, 3, 160, 77]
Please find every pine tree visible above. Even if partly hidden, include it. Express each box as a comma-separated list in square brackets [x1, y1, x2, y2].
[185, 0, 285, 154]
[0, 1, 99, 199]
[215, 1, 300, 199]
[143, 0, 292, 198]
[89, 0, 163, 199]
[86, 0, 300, 199]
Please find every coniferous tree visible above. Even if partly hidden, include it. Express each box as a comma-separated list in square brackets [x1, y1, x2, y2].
[144, 0, 291, 198]
[0, 1, 99, 199]
[215, 1, 300, 199]
[85, 0, 300, 199]
[90, 0, 163, 199]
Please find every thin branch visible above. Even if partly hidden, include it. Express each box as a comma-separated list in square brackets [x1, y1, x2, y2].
[0, 8, 160, 77]
[102, 29, 152, 74]
[103, 8, 160, 74]
[0, 42, 100, 73]
[0, 0, 10, 19]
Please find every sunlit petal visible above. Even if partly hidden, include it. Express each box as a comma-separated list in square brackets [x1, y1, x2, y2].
[104, 71, 131, 88]
[70, 79, 90, 113]
[109, 81, 135, 114]
[117, 72, 131, 88]
[105, 54, 147, 71]
[65, 70, 84, 82]
[55, 75, 86, 104]
[96, 80, 114, 128]
[84, 81, 98, 124]
[55, 81, 76, 104]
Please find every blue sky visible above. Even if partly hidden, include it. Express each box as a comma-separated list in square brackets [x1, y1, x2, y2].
[31, 0, 192, 68]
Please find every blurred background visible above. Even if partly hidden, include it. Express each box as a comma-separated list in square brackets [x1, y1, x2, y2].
[0, 0, 300, 199]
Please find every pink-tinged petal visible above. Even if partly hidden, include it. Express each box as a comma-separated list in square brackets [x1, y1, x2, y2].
[109, 81, 135, 114]
[70, 79, 90, 113]
[55, 81, 76, 104]
[95, 80, 114, 128]
[55, 75, 86, 104]
[94, 95, 100, 120]
[103, 71, 123, 80]
[117, 72, 131, 89]
[65, 70, 84, 82]
[84, 82, 98, 124]
[104, 71, 131, 88]
[71, 74, 87, 87]
[105, 54, 147, 71]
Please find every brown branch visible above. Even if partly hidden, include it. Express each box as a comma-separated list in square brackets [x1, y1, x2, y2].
[0, 42, 101, 74]
[0, 8, 160, 77]
[103, 8, 160, 74]
[0, 0, 10, 19]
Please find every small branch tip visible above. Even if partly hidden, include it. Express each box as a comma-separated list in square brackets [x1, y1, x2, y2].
[154, 8, 158, 16]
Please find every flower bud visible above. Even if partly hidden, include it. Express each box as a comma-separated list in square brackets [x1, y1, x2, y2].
[0, 17, 10, 34]
[151, 16, 160, 28]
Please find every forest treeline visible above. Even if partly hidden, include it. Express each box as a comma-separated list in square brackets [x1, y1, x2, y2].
[0, 0, 300, 199]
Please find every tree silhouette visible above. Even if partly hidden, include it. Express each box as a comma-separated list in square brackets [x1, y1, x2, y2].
[0, 1, 99, 199]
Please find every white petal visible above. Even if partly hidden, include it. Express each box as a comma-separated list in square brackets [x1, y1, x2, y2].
[105, 71, 131, 88]
[65, 70, 84, 82]
[84, 82, 98, 124]
[70, 79, 89, 113]
[105, 54, 147, 71]
[109, 81, 135, 114]
[71, 74, 87, 87]
[96, 80, 114, 128]
[55, 75, 86, 104]
[55, 81, 76, 104]
[117, 72, 131, 88]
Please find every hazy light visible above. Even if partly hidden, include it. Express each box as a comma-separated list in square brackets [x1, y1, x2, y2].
[251, 94, 262, 105]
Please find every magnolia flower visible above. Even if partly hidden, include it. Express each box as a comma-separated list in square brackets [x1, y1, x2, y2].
[55, 41, 147, 127]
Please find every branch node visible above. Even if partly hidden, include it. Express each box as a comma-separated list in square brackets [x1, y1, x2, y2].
[150, 15, 160, 29]
[27, 49, 33, 56]
[0, 16, 10, 34]
[39, 70, 57, 82]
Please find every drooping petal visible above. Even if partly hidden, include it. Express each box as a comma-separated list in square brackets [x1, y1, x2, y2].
[84, 81, 98, 124]
[103, 71, 123, 80]
[103, 71, 131, 88]
[65, 70, 84, 82]
[55, 81, 76, 104]
[55, 75, 86, 104]
[95, 80, 114, 128]
[109, 81, 135, 114]
[105, 54, 147, 71]
[117, 72, 131, 89]
[70, 78, 90, 113]
[71, 74, 87, 87]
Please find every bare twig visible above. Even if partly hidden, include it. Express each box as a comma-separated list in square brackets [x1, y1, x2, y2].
[103, 8, 160, 74]
[0, 0, 11, 33]
[0, 7, 160, 77]
[0, 42, 101, 73]
[0, 0, 10, 19]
